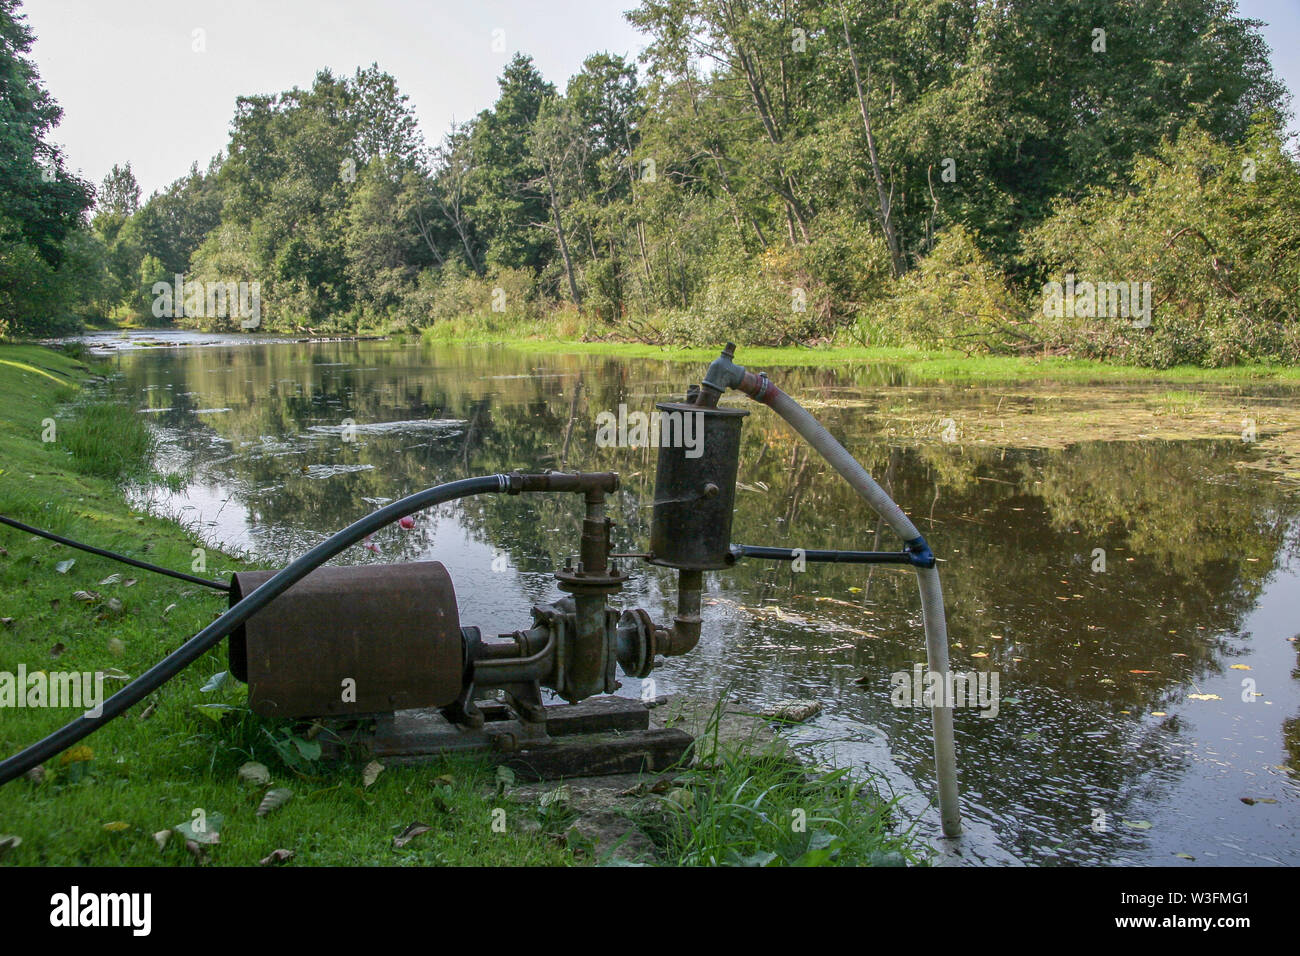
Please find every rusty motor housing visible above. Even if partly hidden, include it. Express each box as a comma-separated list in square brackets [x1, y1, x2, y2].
[228, 562, 464, 718]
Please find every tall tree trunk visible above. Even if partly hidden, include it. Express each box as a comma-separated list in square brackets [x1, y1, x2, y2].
[412, 205, 446, 268]
[840, 2, 906, 277]
[721, 1, 812, 242]
[546, 173, 582, 307]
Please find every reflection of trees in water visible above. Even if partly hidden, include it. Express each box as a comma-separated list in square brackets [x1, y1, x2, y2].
[124, 344, 1292, 677]
[118, 342, 1300, 860]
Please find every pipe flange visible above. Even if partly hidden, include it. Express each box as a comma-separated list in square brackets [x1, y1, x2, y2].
[617, 607, 657, 679]
[554, 568, 628, 594]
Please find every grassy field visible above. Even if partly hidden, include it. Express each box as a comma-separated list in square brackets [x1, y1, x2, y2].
[0, 342, 913, 866]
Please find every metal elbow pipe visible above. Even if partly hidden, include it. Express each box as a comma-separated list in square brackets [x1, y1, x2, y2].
[697, 342, 770, 407]
[658, 569, 703, 656]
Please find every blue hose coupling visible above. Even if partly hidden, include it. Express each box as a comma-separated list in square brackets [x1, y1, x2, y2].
[904, 536, 936, 569]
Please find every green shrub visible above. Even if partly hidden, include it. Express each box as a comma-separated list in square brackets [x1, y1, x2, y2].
[857, 225, 1029, 351]
[1025, 119, 1300, 367]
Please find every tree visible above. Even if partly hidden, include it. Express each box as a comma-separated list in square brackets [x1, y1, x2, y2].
[0, 0, 93, 331]
[429, 122, 485, 276]
[530, 97, 588, 306]
[98, 163, 141, 218]
[468, 54, 557, 270]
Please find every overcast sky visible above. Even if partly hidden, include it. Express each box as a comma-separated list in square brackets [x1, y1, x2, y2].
[21, 0, 1300, 199]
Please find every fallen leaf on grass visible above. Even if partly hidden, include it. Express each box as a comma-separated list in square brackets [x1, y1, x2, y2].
[1, 617, 14, 627]
[162, 603, 177, 616]
[257, 788, 293, 818]
[174, 812, 223, 845]
[102, 821, 130, 832]
[193, 703, 235, 723]
[0, 835, 20, 859]
[666, 788, 695, 810]
[618, 775, 677, 798]
[237, 762, 270, 786]
[98, 573, 121, 586]
[393, 822, 432, 848]
[55, 559, 75, 574]
[153, 829, 171, 850]
[363, 761, 384, 789]
[59, 745, 93, 766]
[259, 849, 294, 866]
[199, 671, 229, 693]
[72, 590, 99, 603]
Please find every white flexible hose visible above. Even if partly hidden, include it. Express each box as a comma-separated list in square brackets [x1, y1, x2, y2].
[917, 565, 962, 838]
[764, 386, 962, 838]
[766, 389, 920, 542]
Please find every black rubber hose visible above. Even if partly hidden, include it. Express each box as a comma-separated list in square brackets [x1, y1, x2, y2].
[0, 474, 510, 785]
[0, 514, 231, 591]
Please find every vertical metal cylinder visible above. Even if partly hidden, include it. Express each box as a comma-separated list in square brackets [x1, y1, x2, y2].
[649, 402, 747, 570]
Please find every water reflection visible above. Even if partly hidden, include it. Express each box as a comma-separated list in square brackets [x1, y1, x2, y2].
[92, 333, 1300, 865]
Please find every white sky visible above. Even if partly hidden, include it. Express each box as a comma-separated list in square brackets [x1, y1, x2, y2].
[24, 0, 648, 197]
[20, 0, 1300, 200]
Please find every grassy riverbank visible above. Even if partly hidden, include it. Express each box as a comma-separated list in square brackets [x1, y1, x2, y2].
[419, 318, 1300, 385]
[0, 343, 916, 866]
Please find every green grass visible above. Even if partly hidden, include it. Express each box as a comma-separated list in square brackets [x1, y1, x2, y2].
[59, 401, 158, 480]
[640, 705, 920, 867]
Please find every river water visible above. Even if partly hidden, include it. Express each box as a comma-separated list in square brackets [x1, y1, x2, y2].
[74, 329, 1300, 866]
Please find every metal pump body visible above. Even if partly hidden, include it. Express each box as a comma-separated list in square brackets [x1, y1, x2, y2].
[220, 346, 956, 837]
[226, 463, 744, 733]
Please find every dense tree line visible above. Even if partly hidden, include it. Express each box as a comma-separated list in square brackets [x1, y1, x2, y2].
[2, 0, 1298, 365]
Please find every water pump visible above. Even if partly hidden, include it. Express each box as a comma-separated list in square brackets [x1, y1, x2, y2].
[0, 346, 960, 839]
